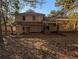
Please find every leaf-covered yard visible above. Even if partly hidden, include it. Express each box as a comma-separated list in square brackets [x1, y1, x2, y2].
[1, 32, 78, 59]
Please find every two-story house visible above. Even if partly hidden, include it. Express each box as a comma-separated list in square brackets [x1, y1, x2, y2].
[15, 9, 77, 35]
[15, 10, 45, 34]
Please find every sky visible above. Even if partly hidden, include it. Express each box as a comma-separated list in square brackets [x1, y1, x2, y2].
[21, 0, 61, 16]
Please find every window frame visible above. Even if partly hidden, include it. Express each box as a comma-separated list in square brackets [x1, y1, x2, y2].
[22, 16, 25, 21]
[32, 16, 35, 20]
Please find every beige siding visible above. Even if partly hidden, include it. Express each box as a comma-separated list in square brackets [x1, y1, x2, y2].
[16, 14, 44, 22]
[69, 24, 75, 31]
[59, 25, 66, 31]
[49, 24, 57, 32]
[16, 25, 23, 34]
[35, 15, 43, 22]
[25, 16, 32, 22]
[25, 15, 43, 22]
[30, 26, 43, 32]
[58, 23, 75, 31]
[24, 27, 30, 33]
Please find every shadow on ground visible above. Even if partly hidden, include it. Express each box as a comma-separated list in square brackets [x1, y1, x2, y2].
[2, 32, 78, 59]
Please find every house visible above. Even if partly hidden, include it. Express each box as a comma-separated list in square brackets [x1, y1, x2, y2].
[46, 16, 76, 32]
[15, 9, 45, 34]
[56, 17, 77, 31]
[14, 9, 77, 34]
[43, 17, 57, 33]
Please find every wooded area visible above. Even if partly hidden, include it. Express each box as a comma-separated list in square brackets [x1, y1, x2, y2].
[0, 0, 78, 59]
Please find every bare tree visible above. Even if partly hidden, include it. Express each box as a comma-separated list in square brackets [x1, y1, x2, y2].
[0, 0, 4, 46]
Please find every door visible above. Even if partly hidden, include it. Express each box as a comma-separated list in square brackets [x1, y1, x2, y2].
[22, 26, 30, 34]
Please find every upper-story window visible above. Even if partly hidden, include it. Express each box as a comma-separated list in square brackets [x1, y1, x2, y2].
[33, 16, 35, 20]
[23, 16, 25, 21]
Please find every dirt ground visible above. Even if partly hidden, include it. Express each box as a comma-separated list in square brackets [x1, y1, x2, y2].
[1, 32, 78, 59]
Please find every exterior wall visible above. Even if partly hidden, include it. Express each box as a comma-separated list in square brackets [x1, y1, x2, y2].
[47, 17, 77, 32]
[57, 21, 75, 31]
[57, 21, 68, 31]
[16, 25, 43, 34]
[46, 17, 74, 32]
[25, 15, 43, 22]
[43, 22, 57, 33]
[59, 24, 67, 31]
[15, 13, 44, 22]
[49, 23, 57, 32]
[30, 26, 43, 32]
[23, 27, 30, 33]
[69, 23, 76, 31]
[16, 25, 23, 34]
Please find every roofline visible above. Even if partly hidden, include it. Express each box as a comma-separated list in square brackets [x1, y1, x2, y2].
[17, 12, 45, 16]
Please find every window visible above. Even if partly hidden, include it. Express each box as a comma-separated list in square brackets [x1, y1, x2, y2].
[23, 16, 25, 21]
[22, 27, 25, 34]
[33, 16, 35, 20]
[46, 26, 49, 30]
[22, 27, 25, 31]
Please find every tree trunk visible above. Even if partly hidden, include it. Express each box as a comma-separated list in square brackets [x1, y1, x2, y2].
[4, 0, 8, 35]
[3, 15, 7, 36]
[0, 0, 6, 59]
[11, 26, 13, 34]
[4, 17, 7, 35]
[0, 0, 4, 45]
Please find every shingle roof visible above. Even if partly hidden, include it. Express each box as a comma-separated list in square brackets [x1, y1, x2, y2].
[18, 9, 45, 16]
